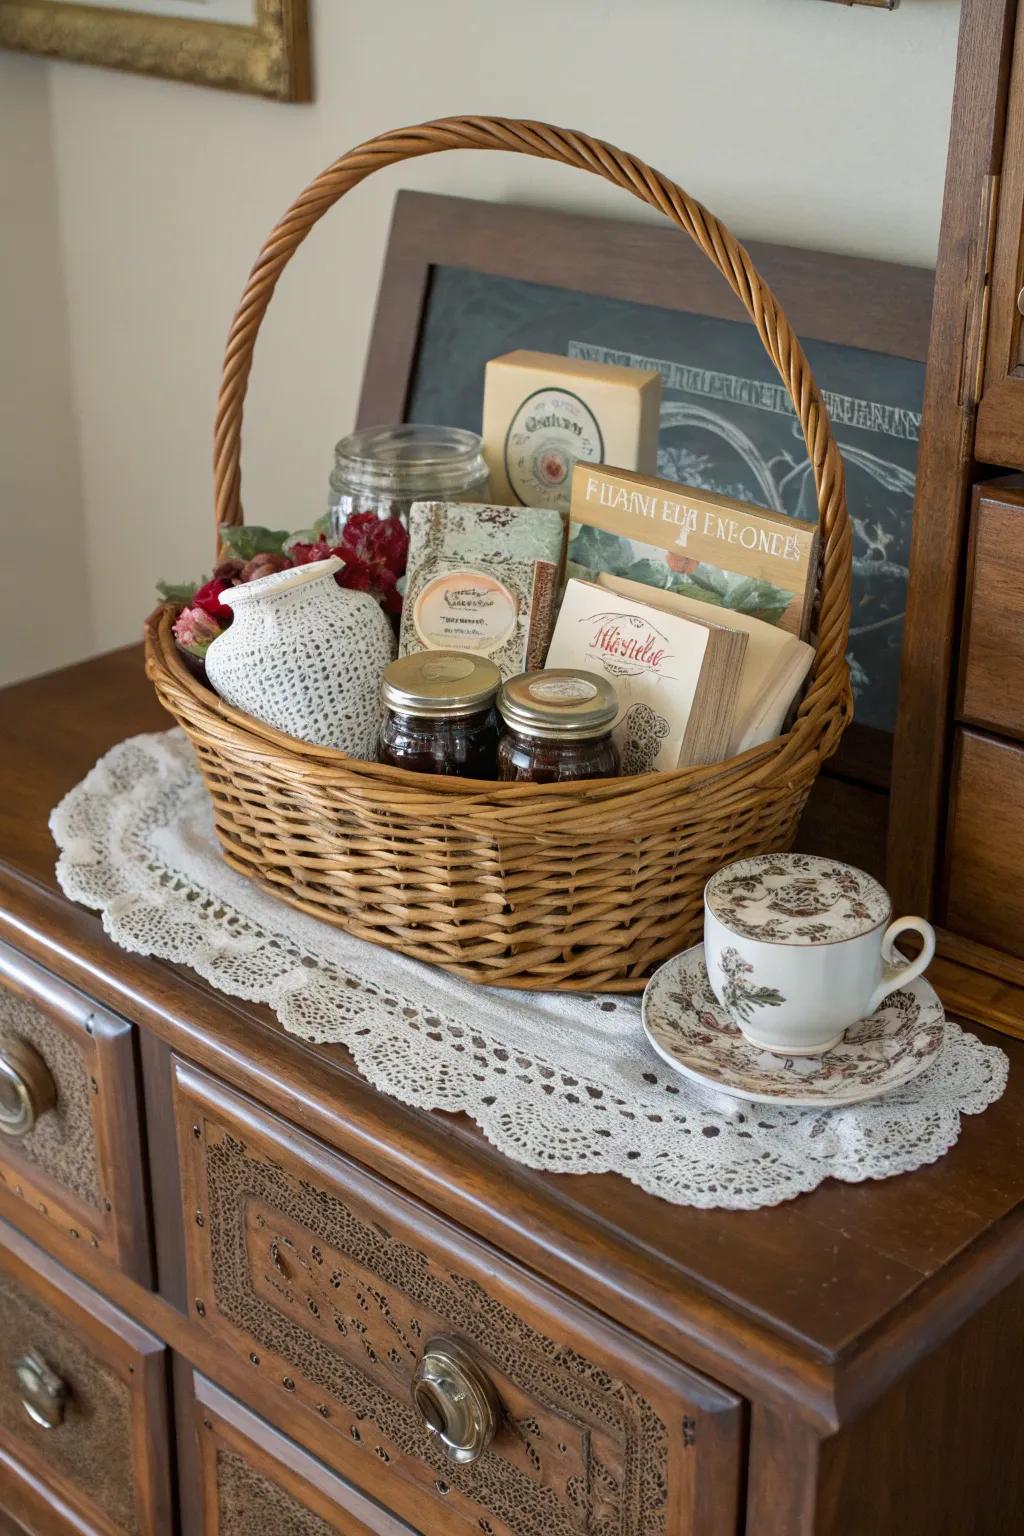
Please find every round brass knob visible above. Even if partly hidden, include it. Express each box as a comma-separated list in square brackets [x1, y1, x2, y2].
[411, 1335, 501, 1465]
[0, 1039, 56, 1138]
[13, 1351, 67, 1430]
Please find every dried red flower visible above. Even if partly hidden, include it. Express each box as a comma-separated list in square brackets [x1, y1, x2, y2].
[336, 511, 409, 579]
[288, 538, 334, 566]
[192, 576, 235, 622]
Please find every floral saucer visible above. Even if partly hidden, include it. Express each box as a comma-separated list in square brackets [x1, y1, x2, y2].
[642, 943, 946, 1107]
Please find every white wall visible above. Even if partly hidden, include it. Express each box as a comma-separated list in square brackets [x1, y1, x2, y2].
[4, 0, 962, 671]
[0, 54, 91, 687]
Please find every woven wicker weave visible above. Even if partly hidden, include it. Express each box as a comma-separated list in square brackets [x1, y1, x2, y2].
[145, 116, 852, 992]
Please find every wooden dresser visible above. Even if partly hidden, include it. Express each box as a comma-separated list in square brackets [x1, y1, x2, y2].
[0, 647, 1022, 1535]
[943, 477, 1024, 972]
[890, 0, 1024, 1022]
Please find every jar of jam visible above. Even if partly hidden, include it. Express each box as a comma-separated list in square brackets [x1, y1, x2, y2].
[379, 651, 501, 779]
[496, 670, 620, 783]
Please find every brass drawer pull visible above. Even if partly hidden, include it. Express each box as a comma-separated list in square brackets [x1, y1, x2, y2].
[411, 1335, 501, 1465]
[0, 1039, 56, 1138]
[12, 1351, 67, 1429]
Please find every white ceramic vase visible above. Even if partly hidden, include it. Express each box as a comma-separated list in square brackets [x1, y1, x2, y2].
[205, 556, 396, 758]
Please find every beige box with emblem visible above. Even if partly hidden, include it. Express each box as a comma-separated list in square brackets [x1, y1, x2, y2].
[482, 350, 661, 512]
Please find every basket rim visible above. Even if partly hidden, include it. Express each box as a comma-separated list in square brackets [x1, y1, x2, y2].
[147, 603, 849, 804]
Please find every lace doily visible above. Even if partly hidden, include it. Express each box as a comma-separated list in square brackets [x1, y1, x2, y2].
[50, 732, 1009, 1210]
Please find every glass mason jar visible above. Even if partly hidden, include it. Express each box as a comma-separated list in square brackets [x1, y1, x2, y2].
[496, 670, 621, 784]
[327, 424, 490, 536]
[379, 650, 501, 779]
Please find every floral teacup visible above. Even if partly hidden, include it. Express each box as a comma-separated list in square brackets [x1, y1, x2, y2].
[704, 853, 936, 1055]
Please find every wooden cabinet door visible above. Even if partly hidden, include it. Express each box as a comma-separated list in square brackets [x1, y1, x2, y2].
[0, 941, 151, 1284]
[957, 479, 1024, 742]
[944, 728, 1024, 957]
[187, 1373, 414, 1535]
[0, 1217, 171, 1536]
[977, 9, 1024, 466]
[172, 1059, 743, 1536]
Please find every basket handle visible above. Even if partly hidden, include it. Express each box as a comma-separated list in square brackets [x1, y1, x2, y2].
[213, 116, 851, 681]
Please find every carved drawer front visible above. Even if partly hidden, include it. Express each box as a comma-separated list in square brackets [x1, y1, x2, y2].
[0, 1216, 171, 1536]
[173, 1060, 743, 1536]
[0, 941, 151, 1284]
[189, 1372, 415, 1535]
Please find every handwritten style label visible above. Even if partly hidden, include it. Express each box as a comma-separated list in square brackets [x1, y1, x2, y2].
[573, 610, 676, 681]
[413, 569, 518, 655]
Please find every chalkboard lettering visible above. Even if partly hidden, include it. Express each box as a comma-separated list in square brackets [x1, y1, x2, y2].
[569, 343, 921, 443]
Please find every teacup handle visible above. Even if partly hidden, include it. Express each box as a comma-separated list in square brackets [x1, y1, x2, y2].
[868, 916, 936, 1014]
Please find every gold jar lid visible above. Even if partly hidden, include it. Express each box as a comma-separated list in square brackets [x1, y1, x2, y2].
[382, 651, 501, 718]
[497, 669, 618, 740]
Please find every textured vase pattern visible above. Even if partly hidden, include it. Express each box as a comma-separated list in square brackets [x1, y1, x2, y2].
[205, 557, 396, 758]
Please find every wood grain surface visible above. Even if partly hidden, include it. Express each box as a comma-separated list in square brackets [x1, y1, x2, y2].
[0, 647, 1022, 1529]
[191, 1372, 415, 1535]
[977, 0, 1024, 464]
[888, 0, 1018, 915]
[944, 728, 1024, 956]
[958, 479, 1024, 740]
[1, 648, 1023, 1416]
[0, 1215, 171, 1536]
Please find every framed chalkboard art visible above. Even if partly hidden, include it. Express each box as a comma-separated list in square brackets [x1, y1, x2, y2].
[358, 191, 933, 791]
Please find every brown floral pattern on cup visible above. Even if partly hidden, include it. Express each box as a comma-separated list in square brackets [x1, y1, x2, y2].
[707, 852, 890, 945]
[718, 946, 786, 1024]
[645, 945, 946, 1104]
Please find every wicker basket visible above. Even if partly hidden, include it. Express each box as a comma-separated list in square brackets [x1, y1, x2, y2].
[145, 116, 852, 993]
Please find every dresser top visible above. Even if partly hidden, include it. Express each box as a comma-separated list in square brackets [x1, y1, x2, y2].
[2, 647, 1023, 1427]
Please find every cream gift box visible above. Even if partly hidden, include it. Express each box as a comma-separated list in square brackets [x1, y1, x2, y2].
[399, 501, 565, 679]
[482, 350, 661, 514]
[546, 576, 747, 771]
[595, 571, 814, 756]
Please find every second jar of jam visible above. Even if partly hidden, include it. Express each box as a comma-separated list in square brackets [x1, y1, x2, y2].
[496, 669, 620, 783]
[379, 651, 501, 778]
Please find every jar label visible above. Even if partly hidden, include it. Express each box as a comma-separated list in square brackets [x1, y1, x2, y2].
[528, 676, 599, 704]
[421, 655, 477, 681]
[504, 387, 604, 510]
[413, 569, 519, 655]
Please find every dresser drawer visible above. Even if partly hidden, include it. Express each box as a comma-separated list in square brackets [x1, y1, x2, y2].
[0, 942, 151, 1283]
[958, 485, 1024, 741]
[172, 1060, 743, 1536]
[189, 1372, 414, 1535]
[0, 1217, 171, 1536]
[945, 728, 1024, 957]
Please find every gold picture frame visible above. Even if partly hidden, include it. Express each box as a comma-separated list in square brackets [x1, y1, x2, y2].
[0, 1, 310, 101]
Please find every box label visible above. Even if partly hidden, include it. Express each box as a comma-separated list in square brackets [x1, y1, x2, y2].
[504, 387, 605, 509]
[412, 569, 519, 655]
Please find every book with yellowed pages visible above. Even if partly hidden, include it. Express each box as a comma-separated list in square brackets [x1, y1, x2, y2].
[545, 577, 748, 772]
[567, 463, 820, 637]
[595, 572, 815, 757]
